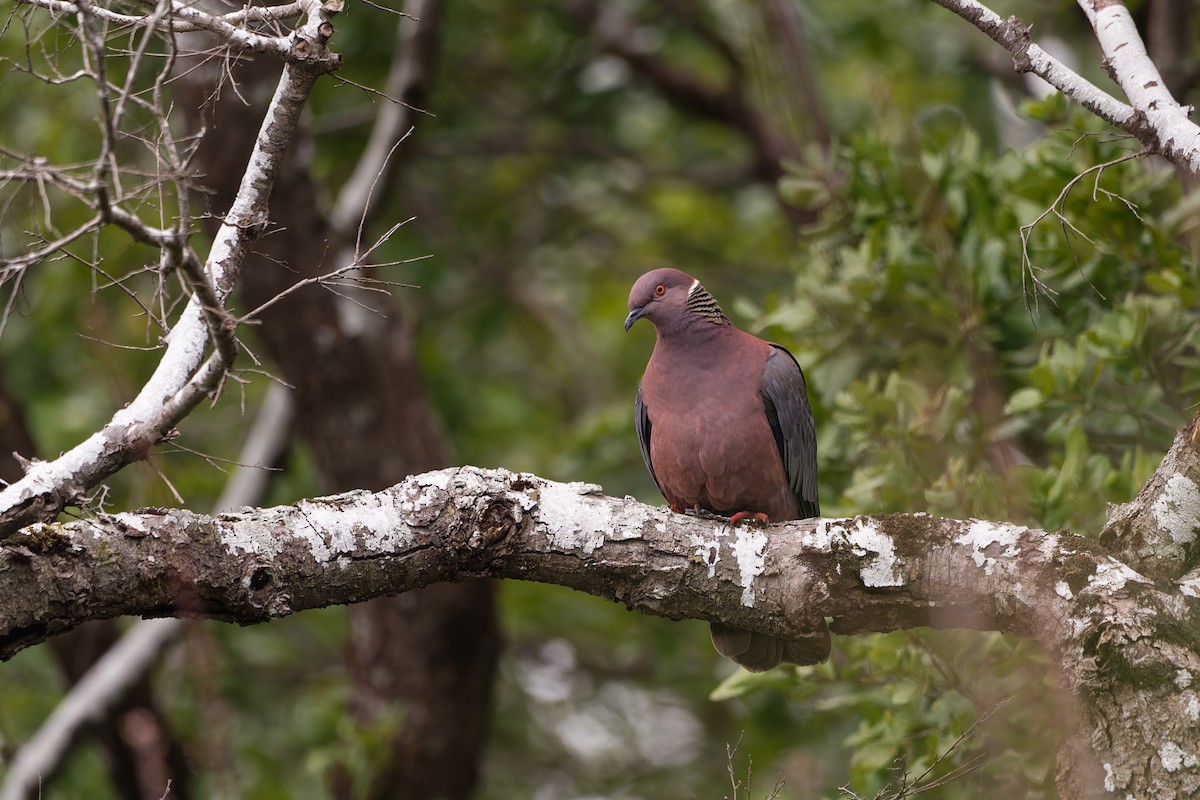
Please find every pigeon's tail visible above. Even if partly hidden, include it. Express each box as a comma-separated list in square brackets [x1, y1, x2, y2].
[709, 620, 831, 673]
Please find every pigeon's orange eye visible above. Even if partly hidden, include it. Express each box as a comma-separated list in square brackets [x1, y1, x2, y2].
[654, 284, 666, 296]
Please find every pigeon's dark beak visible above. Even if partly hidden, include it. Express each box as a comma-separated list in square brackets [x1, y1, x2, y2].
[624, 307, 644, 332]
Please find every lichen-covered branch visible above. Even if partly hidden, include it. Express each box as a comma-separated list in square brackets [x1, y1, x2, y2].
[2, 465, 1197, 797]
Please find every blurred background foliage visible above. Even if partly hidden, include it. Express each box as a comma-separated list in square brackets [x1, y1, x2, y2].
[1, 0, 1198, 797]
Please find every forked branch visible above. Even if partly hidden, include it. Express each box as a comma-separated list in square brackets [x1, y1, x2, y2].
[931, 0, 1200, 176]
[0, 0, 343, 535]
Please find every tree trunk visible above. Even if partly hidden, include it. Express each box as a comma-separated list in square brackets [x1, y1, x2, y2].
[178, 20, 499, 793]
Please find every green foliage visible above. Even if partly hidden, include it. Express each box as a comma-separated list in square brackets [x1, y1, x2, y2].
[2, 0, 1198, 797]
[719, 104, 1194, 797]
[713, 632, 1062, 799]
[762, 107, 1193, 533]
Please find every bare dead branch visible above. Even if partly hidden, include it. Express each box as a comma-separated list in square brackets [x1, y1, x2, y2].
[354, 0, 419, 21]
[0, 215, 103, 271]
[16, 0, 309, 48]
[0, 0, 344, 535]
[1018, 149, 1145, 308]
[235, 252, 424, 325]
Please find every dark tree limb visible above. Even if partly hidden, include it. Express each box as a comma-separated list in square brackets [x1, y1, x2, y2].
[569, 0, 818, 222]
[0, 467, 1083, 659]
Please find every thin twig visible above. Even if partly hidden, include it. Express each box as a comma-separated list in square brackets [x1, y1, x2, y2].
[1018, 150, 1146, 311]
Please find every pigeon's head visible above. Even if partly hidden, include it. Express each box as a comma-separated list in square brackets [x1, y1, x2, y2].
[625, 268, 726, 334]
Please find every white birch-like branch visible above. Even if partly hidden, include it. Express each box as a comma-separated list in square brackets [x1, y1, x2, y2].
[0, 383, 295, 799]
[0, 619, 181, 800]
[930, 0, 1135, 125]
[0, 1, 342, 535]
[1079, 0, 1200, 173]
[931, 0, 1200, 177]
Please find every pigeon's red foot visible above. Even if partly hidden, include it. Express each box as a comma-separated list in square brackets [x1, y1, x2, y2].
[728, 511, 769, 525]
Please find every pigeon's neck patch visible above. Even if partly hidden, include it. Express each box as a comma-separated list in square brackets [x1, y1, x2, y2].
[686, 280, 729, 325]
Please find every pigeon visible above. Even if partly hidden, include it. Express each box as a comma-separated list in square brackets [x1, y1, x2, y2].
[626, 267, 830, 671]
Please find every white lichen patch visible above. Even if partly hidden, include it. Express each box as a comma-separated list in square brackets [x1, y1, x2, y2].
[955, 520, 1025, 577]
[848, 520, 902, 588]
[292, 499, 340, 562]
[1162, 742, 1182, 771]
[1153, 474, 1200, 544]
[398, 489, 436, 520]
[221, 513, 286, 559]
[1159, 741, 1198, 773]
[507, 476, 540, 515]
[113, 512, 147, 535]
[538, 481, 615, 555]
[730, 526, 768, 607]
[690, 531, 721, 578]
[353, 492, 411, 553]
[1183, 692, 1200, 723]
[287, 493, 416, 561]
[821, 518, 902, 587]
[688, 521, 778, 604]
[1103, 763, 1116, 792]
[801, 519, 836, 550]
[1088, 559, 1149, 592]
[398, 470, 455, 525]
[1177, 669, 1194, 690]
[1055, 581, 1073, 600]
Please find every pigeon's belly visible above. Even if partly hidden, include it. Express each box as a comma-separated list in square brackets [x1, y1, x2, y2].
[648, 399, 796, 521]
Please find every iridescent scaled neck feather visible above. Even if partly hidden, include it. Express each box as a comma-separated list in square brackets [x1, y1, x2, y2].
[686, 279, 729, 325]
